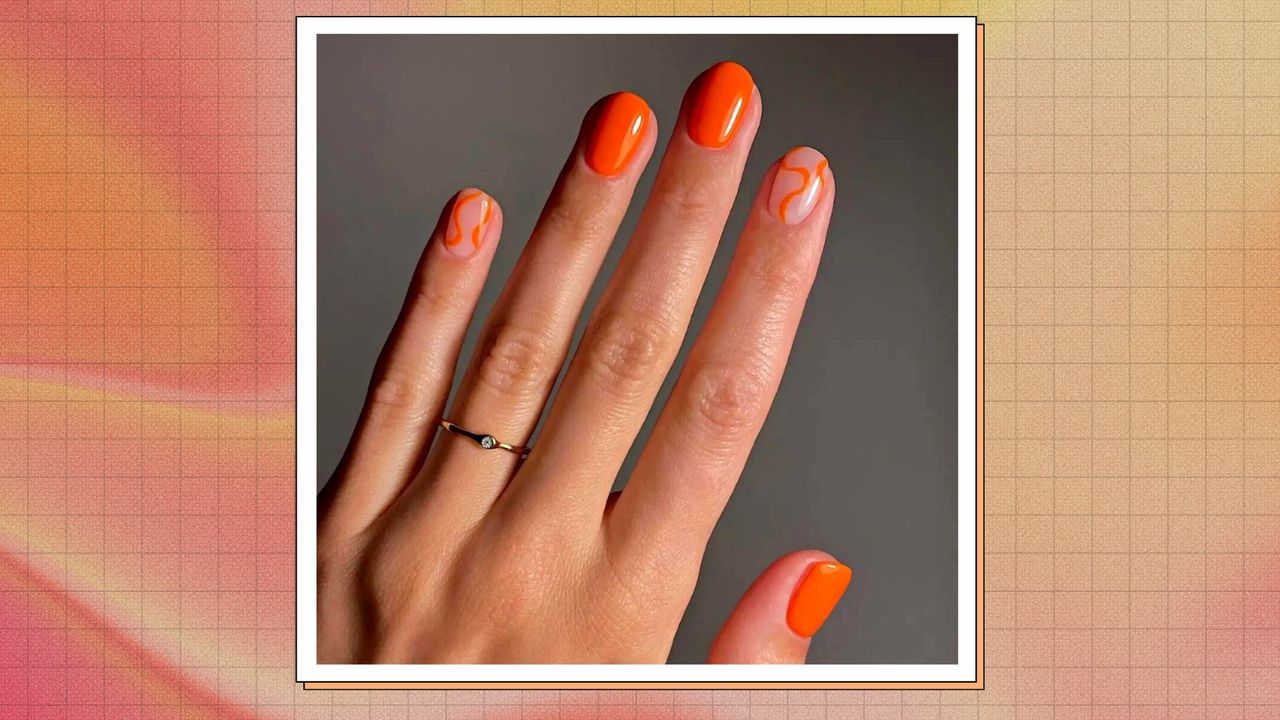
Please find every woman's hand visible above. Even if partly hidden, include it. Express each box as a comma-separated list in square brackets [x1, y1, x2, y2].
[317, 62, 849, 664]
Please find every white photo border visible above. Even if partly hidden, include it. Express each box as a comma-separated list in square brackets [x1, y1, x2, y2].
[296, 15, 979, 684]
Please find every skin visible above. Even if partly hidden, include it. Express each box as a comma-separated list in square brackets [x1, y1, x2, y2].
[318, 66, 839, 664]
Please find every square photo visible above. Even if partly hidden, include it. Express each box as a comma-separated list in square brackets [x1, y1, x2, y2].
[296, 16, 980, 685]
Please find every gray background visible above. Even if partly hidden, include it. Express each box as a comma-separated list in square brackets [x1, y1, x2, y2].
[317, 34, 958, 665]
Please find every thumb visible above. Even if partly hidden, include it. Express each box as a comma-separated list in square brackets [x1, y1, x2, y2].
[707, 550, 853, 664]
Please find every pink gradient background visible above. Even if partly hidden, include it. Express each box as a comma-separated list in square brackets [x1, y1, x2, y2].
[1, 0, 1278, 718]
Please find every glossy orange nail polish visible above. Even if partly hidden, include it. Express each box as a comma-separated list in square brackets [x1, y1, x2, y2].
[585, 92, 651, 177]
[687, 61, 754, 149]
[786, 561, 852, 638]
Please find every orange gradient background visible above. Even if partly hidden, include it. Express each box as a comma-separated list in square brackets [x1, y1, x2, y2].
[1, 0, 1279, 718]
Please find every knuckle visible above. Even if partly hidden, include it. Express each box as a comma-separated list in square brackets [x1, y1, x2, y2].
[657, 179, 720, 225]
[682, 361, 769, 435]
[473, 322, 558, 400]
[583, 310, 675, 391]
[409, 274, 465, 316]
[366, 370, 433, 423]
[356, 539, 427, 617]
[745, 248, 812, 302]
[540, 196, 607, 241]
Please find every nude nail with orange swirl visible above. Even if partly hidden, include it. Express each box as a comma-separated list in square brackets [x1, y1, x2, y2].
[442, 188, 494, 258]
[768, 147, 830, 225]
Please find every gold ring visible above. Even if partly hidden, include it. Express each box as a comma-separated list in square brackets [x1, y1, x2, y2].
[439, 420, 531, 459]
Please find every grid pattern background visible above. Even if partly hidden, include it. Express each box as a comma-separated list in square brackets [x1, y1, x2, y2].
[0, 0, 1279, 718]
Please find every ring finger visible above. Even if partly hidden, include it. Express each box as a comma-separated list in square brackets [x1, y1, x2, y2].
[397, 91, 659, 523]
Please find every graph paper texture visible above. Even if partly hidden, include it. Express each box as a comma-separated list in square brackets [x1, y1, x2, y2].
[0, 0, 1278, 718]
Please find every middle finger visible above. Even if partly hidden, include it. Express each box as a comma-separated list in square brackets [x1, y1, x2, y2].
[502, 61, 762, 523]
[399, 90, 658, 522]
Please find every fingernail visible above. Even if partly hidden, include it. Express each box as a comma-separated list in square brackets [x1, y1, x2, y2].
[585, 92, 651, 177]
[687, 61, 754, 149]
[786, 561, 852, 638]
[768, 146, 830, 225]
[443, 189, 493, 258]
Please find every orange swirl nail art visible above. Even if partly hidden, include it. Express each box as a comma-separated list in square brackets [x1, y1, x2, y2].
[768, 147, 830, 225]
[786, 561, 852, 638]
[688, 61, 754, 149]
[586, 92, 652, 177]
[443, 189, 493, 258]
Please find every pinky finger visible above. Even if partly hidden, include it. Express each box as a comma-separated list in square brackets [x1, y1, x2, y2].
[320, 188, 502, 543]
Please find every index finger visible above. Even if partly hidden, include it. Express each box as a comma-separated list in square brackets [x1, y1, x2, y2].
[608, 146, 835, 567]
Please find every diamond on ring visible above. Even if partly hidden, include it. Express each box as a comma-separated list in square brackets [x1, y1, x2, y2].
[480, 435, 497, 449]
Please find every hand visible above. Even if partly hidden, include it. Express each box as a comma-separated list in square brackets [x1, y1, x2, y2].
[318, 62, 848, 664]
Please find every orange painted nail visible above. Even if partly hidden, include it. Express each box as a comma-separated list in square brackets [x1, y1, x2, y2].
[786, 561, 852, 638]
[585, 92, 651, 177]
[687, 61, 754, 149]
[769, 147, 830, 225]
[442, 188, 493, 258]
